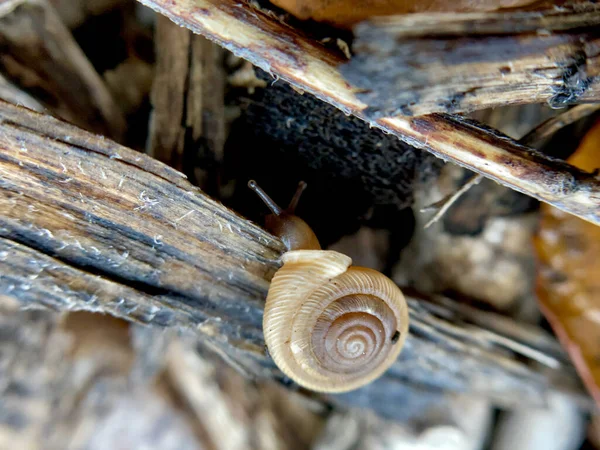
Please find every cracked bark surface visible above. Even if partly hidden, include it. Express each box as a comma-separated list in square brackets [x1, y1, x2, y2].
[343, 3, 600, 116]
[137, 0, 600, 227]
[0, 101, 590, 420]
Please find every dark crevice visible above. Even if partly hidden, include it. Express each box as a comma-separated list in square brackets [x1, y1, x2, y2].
[0, 227, 267, 326]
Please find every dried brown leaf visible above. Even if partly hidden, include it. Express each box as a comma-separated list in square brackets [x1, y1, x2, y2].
[534, 119, 600, 406]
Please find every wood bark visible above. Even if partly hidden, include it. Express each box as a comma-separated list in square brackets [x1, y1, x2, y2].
[0, 0, 126, 140]
[342, 3, 600, 116]
[148, 15, 225, 189]
[423, 104, 600, 233]
[0, 101, 591, 420]
[136, 0, 600, 227]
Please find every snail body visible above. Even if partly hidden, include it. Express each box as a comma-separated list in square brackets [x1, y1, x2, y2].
[249, 180, 409, 393]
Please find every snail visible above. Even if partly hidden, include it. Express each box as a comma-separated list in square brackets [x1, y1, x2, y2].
[249, 180, 409, 393]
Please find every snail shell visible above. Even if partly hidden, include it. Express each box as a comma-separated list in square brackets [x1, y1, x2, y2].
[264, 249, 409, 393]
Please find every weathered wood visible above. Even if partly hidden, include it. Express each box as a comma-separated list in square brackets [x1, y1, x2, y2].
[268, 0, 542, 28]
[136, 0, 600, 227]
[422, 104, 600, 232]
[343, 4, 600, 117]
[0, 99, 281, 345]
[148, 15, 225, 188]
[0, 0, 126, 140]
[0, 102, 591, 418]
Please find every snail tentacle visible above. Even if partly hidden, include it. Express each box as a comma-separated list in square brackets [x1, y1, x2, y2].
[250, 180, 409, 392]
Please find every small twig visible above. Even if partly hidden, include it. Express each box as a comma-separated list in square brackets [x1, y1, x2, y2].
[421, 173, 483, 228]
[421, 104, 600, 227]
[520, 104, 600, 148]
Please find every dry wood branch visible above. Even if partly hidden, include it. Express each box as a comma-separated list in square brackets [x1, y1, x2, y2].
[0, 102, 590, 418]
[0, 0, 126, 140]
[421, 103, 600, 227]
[344, 4, 600, 116]
[137, 0, 600, 226]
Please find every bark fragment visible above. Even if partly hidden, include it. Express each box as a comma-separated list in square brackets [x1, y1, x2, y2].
[137, 0, 600, 226]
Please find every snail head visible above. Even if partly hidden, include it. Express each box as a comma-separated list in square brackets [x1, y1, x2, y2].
[248, 180, 321, 251]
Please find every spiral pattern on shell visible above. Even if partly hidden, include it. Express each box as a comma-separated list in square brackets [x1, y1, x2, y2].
[263, 250, 409, 393]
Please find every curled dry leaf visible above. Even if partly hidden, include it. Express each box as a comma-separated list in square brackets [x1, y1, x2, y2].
[534, 119, 600, 406]
[270, 0, 541, 27]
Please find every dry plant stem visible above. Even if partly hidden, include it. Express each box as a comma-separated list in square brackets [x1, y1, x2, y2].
[422, 103, 600, 225]
[0, 0, 126, 140]
[344, 4, 600, 116]
[0, 101, 588, 416]
[422, 173, 483, 228]
[521, 103, 600, 148]
[148, 15, 193, 169]
[422, 294, 567, 361]
[136, 0, 600, 226]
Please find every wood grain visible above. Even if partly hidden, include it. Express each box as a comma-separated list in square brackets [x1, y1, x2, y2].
[343, 4, 600, 116]
[0, 101, 590, 419]
[136, 0, 600, 227]
[148, 15, 225, 189]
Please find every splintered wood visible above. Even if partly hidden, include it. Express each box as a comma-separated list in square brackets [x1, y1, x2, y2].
[148, 14, 225, 187]
[0, 102, 589, 419]
[343, 4, 600, 116]
[137, 0, 600, 226]
[0, 99, 282, 340]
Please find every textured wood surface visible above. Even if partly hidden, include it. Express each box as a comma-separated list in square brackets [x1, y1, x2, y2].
[0, 101, 590, 419]
[148, 14, 225, 186]
[268, 0, 542, 27]
[0, 99, 281, 347]
[137, 0, 600, 227]
[343, 3, 600, 116]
